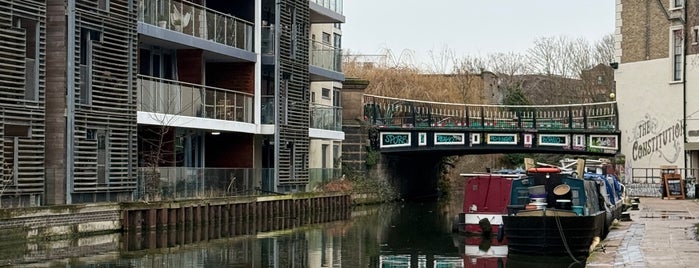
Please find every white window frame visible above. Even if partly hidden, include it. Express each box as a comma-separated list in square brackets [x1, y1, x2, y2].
[672, 0, 683, 9]
[669, 26, 684, 83]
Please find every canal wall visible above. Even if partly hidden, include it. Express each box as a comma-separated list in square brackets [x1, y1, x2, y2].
[0, 193, 351, 242]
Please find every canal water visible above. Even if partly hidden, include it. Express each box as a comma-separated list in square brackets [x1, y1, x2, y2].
[1, 201, 586, 268]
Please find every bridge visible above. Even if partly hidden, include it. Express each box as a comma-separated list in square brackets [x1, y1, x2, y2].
[362, 94, 621, 156]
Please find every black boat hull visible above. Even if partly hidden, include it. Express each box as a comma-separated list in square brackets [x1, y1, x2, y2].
[502, 211, 605, 257]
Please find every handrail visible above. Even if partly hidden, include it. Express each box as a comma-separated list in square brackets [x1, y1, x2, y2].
[363, 93, 617, 108]
[138, 75, 253, 97]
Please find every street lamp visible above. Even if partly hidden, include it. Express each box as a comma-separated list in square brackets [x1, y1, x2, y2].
[609, 92, 616, 101]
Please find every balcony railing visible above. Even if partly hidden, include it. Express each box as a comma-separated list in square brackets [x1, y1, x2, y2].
[137, 75, 253, 123]
[135, 167, 278, 200]
[311, 103, 342, 131]
[261, 26, 274, 55]
[261, 95, 275, 124]
[310, 0, 344, 14]
[138, 0, 254, 52]
[310, 40, 342, 72]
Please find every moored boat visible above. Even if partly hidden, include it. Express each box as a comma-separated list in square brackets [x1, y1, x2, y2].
[452, 173, 525, 236]
[501, 160, 624, 257]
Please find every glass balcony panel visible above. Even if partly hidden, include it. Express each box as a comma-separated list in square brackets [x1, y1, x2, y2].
[140, 0, 253, 51]
[261, 95, 274, 124]
[261, 26, 274, 55]
[310, 104, 342, 131]
[138, 75, 253, 123]
[310, 0, 343, 14]
[310, 40, 342, 72]
[137, 167, 264, 200]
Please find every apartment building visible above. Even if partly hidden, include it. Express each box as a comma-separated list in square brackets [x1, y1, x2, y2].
[0, 0, 345, 207]
[614, 0, 699, 170]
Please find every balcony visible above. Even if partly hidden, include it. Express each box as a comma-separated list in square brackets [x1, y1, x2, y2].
[138, 0, 254, 52]
[261, 26, 274, 55]
[310, 0, 343, 14]
[311, 103, 342, 131]
[310, 40, 342, 72]
[137, 75, 253, 123]
[261, 95, 275, 124]
[309, 0, 345, 23]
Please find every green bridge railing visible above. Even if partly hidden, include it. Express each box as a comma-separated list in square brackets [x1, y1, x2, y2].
[363, 94, 618, 132]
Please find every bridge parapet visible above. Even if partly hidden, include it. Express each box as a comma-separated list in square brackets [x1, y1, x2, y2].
[363, 94, 621, 156]
[364, 94, 618, 131]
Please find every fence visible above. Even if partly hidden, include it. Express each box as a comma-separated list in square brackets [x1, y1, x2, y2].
[135, 167, 274, 201]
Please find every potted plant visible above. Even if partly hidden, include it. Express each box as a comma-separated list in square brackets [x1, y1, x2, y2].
[157, 14, 168, 28]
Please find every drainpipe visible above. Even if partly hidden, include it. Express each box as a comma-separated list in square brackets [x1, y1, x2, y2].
[683, 4, 688, 170]
[273, 0, 281, 193]
[65, 0, 76, 204]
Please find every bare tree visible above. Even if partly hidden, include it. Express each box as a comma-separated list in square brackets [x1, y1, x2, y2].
[593, 33, 615, 66]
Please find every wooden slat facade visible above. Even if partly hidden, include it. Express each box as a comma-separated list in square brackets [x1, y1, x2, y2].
[71, 0, 137, 199]
[277, 0, 311, 187]
[0, 0, 46, 206]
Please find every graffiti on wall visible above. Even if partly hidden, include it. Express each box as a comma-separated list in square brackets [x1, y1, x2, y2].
[628, 114, 683, 163]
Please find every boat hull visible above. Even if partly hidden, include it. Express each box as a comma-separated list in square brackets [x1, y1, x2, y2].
[455, 213, 503, 235]
[502, 210, 605, 257]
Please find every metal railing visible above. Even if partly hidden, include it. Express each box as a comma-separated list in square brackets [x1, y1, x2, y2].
[310, 0, 343, 14]
[310, 40, 342, 72]
[310, 103, 342, 131]
[364, 94, 619, 131]
[137, 75, 253, 123]
[135, 167, 278, 200]
[308, 168, 342, 190]
[138, 0, 254, 51]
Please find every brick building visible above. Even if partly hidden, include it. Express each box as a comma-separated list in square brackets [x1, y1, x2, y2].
[615, 0, 699, 172]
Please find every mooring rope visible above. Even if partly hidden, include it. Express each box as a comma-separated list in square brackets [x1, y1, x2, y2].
[554, 210, 582, 264]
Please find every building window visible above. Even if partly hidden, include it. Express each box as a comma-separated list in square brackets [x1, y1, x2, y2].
[80, 28, 102, 105]
[693, 27, 699, 44]
[322, 32, 331, 44]
[14, 17, 38, 101]
[674, 0, 683, 8]
[97, 129, 109, 184]
[334, 23, 341, 30]
[597, 76, 603, 85]
[3, 125, 29, 186]
[333, 88, 341, 106]
[672, 28, 683, 81]
[311, 91, 316, 103]
[322, 88, 330, 99]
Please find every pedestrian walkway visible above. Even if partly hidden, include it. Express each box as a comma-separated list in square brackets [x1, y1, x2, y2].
[586, 197, 699, 267]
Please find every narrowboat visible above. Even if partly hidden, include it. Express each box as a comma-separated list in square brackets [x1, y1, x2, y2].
[501, 163, 624, 257]
[452, 173, 525, 236]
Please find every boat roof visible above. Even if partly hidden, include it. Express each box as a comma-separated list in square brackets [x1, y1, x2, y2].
[459, 173, 526, 178]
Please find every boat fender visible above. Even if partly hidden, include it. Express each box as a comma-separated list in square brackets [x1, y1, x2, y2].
[497, 223, 505, 242]
[479, 218, 492, 237]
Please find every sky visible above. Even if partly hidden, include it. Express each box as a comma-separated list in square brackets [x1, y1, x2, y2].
[342, 0, 616, 70]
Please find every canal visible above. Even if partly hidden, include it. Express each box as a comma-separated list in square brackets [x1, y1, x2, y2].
[1, 201, 587, 267]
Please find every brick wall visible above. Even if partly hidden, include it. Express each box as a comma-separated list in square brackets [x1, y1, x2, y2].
[206, 62, 255, 94]
[205, 132, 253, 167]
[177, 49, 203, 84]
[620, 0, 672, 63]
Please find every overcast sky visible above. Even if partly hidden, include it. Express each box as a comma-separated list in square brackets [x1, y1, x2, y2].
[342, 0, 615, 70]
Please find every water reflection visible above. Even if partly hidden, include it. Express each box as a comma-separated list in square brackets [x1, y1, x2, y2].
[0, 201, 588, 267]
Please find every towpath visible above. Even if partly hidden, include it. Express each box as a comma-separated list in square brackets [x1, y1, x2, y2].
[586, 197, 699, 267]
